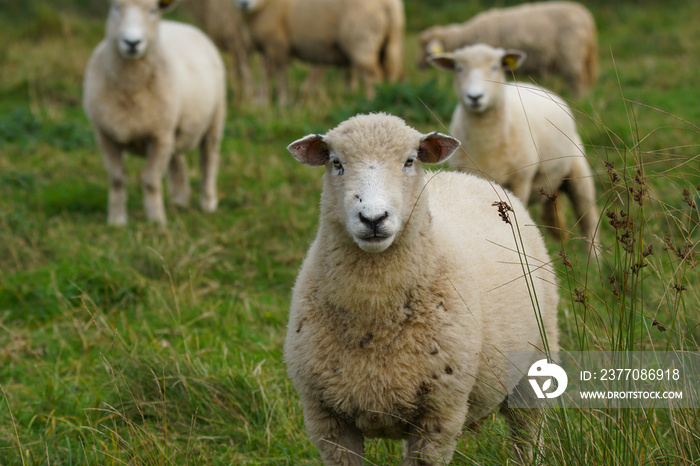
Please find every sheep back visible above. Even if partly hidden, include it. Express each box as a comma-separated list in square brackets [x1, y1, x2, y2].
[419, 1, 598, 95]
[288, 0, 404, 75]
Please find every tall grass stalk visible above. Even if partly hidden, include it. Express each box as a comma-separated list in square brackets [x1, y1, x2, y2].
[539, 67, 700, 464]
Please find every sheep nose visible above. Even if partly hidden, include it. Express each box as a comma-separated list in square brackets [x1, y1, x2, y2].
[123, 38, 141, 53]
[359, 211, 389, 232]
[466, 93, 483, 105]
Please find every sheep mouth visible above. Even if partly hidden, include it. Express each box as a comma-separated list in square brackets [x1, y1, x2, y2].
[121, 50, 141, 59]
[356, 229, 393, 242]
[361, 234, 390, 243]
[119, 45, 146, 60]
[354, 232, 395, 252]
[464, 100, 487, 113]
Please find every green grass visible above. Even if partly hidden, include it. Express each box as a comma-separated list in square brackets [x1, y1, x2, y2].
[1, 0, 699, 464]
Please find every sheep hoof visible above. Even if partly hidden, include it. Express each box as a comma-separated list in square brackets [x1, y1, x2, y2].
[171, 196, 190, 210]
[200, 196, 218, 212]
[107, 214, 127, 226]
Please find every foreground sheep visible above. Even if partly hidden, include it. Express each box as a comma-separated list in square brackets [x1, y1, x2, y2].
[232, 0, 405, 104]
[418, 1, 598, 96]
[285, 113, 559, 464]
[83, 0, 226, 225]
[430, 44, 599, 247]
[182, 0, 253, 101]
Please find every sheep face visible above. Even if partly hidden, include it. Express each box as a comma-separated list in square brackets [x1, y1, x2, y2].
[107, 0, 178, 59]
[288, 114, 460, 254]
[428, 44, 525, 113]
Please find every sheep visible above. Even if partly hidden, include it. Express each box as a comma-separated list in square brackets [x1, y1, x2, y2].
[232, 0, 405, 104]
[418, 1, 598, 97]
[181, 0, 253, 101]
[429, 44, 599, 248]
[285, 112, 559, 465]
[83, 0, 226, 225]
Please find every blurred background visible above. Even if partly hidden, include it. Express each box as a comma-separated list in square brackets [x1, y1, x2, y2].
[1, 0, 699, 464]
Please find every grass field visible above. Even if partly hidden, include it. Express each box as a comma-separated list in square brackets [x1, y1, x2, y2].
[1, 0, 699, 464]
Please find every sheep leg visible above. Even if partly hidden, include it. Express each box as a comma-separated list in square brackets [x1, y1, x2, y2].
[315, 428, 364, 466]
[272, 59, 290, 106]
[300, 66, 325, 98]
[501, 408, 539, 465]
[141, 138, 173, 225]
[228, 36, 254, 102]
[262, 49, 289, 105]
[314, 427, 364, 465]
[540, 195, 569, 241]
[253, 56, 271, 106]
[565, 159, 599, 249]
[167, 153, 190, 209]
[349, 47, 382, 100]
[198, 119, 222, 212]
[97, 131, 128, 226]
[303, 406, 364, 465]
[346, 67, 359, 93]
[508, 176, 533, 205]
[401, 419, 460, 465]
[500, 405, 541, 465]
[499, 376, 543, 465]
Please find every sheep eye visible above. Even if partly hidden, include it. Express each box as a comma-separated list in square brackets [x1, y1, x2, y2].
[404, 158, 415, 168]
[331, 159, 344, 174]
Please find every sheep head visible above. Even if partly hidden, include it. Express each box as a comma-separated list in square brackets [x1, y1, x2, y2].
[107, 0, 179, 59]
[417, 28, 446, 69]
[288, 113, 460, 253]
[428, 44, 526, 113]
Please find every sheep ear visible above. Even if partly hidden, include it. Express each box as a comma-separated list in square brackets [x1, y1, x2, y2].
[427, 53, 456, 71]
[288, 134, 330, 166]
[426, 39, 445, 56]
[158, 0, 179, 13]
[418, 132, 461, 164]
[502, 50, 526, 71]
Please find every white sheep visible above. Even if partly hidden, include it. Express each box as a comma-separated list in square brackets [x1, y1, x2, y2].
[232, 0, 405, 104]
[285, 113, 559, 465]
[418, 1, 598, 97]
[429, 43, 599, 247]
[83, 0, 226, 225]
[182, 0, 253, 101]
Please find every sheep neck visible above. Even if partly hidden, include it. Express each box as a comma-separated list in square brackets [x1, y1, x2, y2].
[313, 206, 441, 331]
[103, 41, 163, 93]
[460, 98, 510, 154]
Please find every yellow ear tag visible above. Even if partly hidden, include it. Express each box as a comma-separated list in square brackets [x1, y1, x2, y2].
[428, 40, 444, 56]
[503, 55, 519, 70]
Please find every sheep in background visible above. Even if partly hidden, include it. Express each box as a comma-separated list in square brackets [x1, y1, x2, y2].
[181, 0, 253, 101]
[285, 113, 559, 465]
[83, 0, 226, 225]
[418, 1, 598, 97]
[429, 44, 599, 248]
[232, 0, 405, 104]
